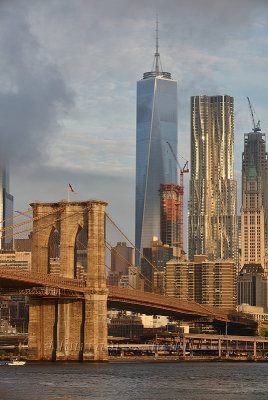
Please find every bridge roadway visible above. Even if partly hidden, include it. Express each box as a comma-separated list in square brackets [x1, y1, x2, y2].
[0, 266, 256, 328]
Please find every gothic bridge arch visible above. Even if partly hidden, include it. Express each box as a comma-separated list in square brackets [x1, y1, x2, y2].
[28, 200, 108, 361]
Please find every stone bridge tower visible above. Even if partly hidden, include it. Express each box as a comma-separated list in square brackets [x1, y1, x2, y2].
[28, 200, 108, 361]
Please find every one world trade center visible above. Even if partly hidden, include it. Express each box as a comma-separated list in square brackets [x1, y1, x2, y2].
[135, 24, 178, 263]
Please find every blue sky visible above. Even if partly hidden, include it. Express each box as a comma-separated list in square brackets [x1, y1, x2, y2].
[1, 0, 268, 245]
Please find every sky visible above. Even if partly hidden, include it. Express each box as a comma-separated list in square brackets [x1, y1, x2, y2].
[1, 0, 268, 245]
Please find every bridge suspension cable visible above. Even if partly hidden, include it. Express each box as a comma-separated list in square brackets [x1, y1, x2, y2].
[105, 213, 161, 277]
[104, 239, 154, 291]
[0, 209, 32, 227]
[104, 262, 136, 291]
[105, 213, 232, 320]
[0, 206, 65, 234]
[0, 206, 92, 241]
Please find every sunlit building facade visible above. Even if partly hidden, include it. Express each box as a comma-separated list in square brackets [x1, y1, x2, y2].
[241, 130, 268, 271]
[135, 39, 178, 263]
[166, 255, 237, 310]
[188, 95, 238, 263]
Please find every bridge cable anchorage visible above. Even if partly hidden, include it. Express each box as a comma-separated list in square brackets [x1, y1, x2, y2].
[104, 239, 154, 291]
[105, 213, 162, 283]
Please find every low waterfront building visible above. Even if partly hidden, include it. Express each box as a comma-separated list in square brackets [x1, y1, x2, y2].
[108, 315, 144, 338]
[0, 250, 31, 270]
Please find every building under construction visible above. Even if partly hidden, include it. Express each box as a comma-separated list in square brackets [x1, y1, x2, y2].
[159, 183, 183, 253]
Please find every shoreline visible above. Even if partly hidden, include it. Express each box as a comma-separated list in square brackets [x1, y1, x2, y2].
[108, 355, 268, 363]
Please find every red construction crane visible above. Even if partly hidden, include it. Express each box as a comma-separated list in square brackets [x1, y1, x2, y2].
[166, 141, 189, 251]
[246, 97, 261, 132]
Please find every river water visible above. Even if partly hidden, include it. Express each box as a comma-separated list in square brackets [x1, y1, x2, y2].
[0, 361, 267, 400]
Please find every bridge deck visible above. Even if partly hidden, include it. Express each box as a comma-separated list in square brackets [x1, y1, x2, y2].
[0, 266, 256, 328]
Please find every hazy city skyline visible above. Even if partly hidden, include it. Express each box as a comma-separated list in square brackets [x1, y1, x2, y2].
[1, 0, 268, 245]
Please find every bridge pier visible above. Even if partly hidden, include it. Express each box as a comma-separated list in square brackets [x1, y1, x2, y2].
[218, 338, 222, 359]
[28, 298, 56, 360]
[83, 291, 108, 361]
[28, 293, 108, 361]
[28, 200, 108, 361]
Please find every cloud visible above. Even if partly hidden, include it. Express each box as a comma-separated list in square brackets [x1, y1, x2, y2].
[0, 0, 267, 245]
[48, 135, 135, 176]
[0, 2, 74, 166]
[13, 163, 135, 241]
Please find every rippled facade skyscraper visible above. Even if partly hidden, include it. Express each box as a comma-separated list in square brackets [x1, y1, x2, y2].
[135, 28, 178, 263]
[188, 95, 238, 263]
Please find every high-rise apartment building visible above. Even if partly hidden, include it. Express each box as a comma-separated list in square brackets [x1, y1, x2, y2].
[241, 129, 268, 270]
[0, 167, 13, 249]
[166, 255, 237, 310]
[135, 27, 178, 263]
[188, 95, 238, 263]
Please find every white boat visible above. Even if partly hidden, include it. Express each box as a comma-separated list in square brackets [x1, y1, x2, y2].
[6, 360, 26, 366]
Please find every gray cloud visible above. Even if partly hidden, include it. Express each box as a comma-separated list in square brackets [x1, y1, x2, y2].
[0, 0, 267, 242]
[0, 2, 74, 165]
[13, 164, 135, 241]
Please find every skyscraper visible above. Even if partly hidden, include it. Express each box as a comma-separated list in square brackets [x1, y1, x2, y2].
[188, 95, 238, 262]
[159, 183, 182, 252]
[0, 166, 13, 249]
[111, 242, 134, 277]
[241, 128, 268, 270]
[135, 24, 178, 263]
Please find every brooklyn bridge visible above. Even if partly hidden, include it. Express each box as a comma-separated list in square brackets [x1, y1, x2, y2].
[0, 200, 256, 361]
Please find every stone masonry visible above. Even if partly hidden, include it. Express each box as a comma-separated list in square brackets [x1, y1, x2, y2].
[28, 200, 108, 361]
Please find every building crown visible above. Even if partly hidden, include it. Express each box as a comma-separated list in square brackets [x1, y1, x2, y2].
[143, 17, 171, 80]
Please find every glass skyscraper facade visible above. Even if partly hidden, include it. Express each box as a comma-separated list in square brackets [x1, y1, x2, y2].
[135, 48, 178, 263]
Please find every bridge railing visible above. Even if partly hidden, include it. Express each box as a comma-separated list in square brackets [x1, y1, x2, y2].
[0, 265, 86, 291]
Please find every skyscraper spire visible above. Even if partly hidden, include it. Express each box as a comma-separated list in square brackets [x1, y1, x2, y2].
[142, 17, 171, 80]
[154, 15, 160, 74]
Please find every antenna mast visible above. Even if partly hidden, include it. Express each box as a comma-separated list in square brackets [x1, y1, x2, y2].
[155, 15, 160, 73]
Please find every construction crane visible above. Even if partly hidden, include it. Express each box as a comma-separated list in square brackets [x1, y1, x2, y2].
[166, 141, 189, 251]
[247, 97, 261, 132]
